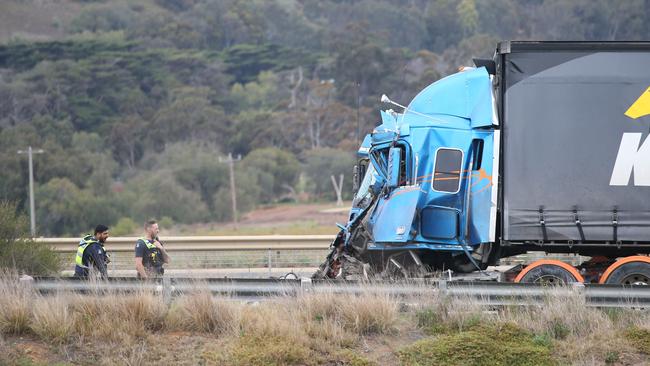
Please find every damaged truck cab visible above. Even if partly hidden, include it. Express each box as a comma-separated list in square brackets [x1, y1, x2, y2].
[317, 41, 650, 284]
[357, 66, 498, 272]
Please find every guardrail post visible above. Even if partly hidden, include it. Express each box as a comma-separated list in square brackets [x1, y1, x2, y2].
[267, 249, 272, 277]
[300, 277, 312, 293]
[439, 280, 448, 297]
[19, 274, 34, 291]
[162, 276, 172, 304]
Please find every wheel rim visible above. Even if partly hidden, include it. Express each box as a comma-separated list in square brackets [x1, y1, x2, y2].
[621, 273, 649, 286]
[534, 274, 566, 285]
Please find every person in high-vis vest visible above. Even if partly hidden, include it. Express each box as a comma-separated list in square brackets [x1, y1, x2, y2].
[74, 224, 110, 279]
[134, 220, 170, 279]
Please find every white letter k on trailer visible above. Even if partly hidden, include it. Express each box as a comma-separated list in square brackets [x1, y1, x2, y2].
[610, 133, 650, 186]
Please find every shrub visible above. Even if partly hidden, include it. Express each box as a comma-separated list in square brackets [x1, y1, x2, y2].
[398, 323, 555, 366]
[0, 201, 61, 275]
[302, 148, 355, 201]
[625, 327, 650, 354]
[166, 292, 240, 334]
[31, 297, 73, 344]
[296, 290, 399, 336]
[111, 217, 137, 236]
[225, 335, 314, 366]
[0, 271, 33, 335]
[158, 216, 174, 230]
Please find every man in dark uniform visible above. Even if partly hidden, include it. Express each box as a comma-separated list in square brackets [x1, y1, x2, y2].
[74, 224, 110, 279]
[134, 220, 171, 279]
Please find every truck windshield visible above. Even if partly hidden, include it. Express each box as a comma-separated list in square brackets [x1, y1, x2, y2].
[352, 163, 377, 208]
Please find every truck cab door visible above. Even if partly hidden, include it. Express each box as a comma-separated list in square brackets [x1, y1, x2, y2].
[419, 131, 496, 246]
[369, 145, 421, 243]
[420, 147, 466, 242]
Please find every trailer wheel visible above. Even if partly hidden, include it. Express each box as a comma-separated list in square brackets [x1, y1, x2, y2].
[514, 260, 584, 285]
[599, 256, 650, 285]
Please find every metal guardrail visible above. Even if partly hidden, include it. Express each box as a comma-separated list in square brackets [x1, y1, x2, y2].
[37, 235, 335, 253]
[24, 277, 650, 308]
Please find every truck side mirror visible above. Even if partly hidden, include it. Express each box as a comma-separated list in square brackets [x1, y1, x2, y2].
[387, 147, 402, 189]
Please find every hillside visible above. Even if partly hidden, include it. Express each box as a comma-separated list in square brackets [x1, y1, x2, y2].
[1, 0, 649, 236]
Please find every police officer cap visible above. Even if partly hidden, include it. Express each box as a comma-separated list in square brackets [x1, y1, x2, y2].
[94, 224, 109, 234]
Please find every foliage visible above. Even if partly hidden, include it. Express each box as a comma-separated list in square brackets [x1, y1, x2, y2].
[0, 201, 61, 275]
[303, 149, 355, 200]
[625, 327, 650, 354]
[212, 166, 261, 221]
[240, 148, 300, 203]
[124, 170, 210, 224]
[35, 178, 119, 236]
[0, 39, 133, 70]
[398, 323, 556, 366]
[223, 335, 314, 366]
[111, 217, 137, 236]
[1, 0, 650, 234]
[222, 43, 319, 84]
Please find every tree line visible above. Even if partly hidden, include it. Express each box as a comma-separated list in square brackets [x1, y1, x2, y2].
[1, 0, 649, 235]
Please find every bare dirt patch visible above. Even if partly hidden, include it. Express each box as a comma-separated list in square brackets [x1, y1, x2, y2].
[174, 202, 350, 235]
[240, 202, 349, 226]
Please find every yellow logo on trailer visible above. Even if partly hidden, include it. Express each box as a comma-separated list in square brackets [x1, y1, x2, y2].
[625, 87, 650, 119]
[610, 86, 650, 186]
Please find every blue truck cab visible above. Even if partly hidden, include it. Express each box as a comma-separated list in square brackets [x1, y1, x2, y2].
[344, 66, 498, 273]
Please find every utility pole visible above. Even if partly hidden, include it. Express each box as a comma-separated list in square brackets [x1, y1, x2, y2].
[220, 153, 242, 228]
[17, 146, 45, 237]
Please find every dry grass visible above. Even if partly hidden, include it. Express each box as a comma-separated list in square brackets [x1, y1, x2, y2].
[166, 292, 240, 334]
[0, 275, 648, 365]
[0, 272, 33, 335]
[296, 289, 400, 336]
[498, 289, 612, 339]
[31, 296, 74, 344]
[412, 292, 491, 334]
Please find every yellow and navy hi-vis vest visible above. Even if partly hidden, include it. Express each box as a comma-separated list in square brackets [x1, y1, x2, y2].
[75, 234, 100, 269]
[138, 237, 162, 267]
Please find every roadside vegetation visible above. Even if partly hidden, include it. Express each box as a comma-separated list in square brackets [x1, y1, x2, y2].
[0, 201, 61, 275]
[0, 274, 648, 365]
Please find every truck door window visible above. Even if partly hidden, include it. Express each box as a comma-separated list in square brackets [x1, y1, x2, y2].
[353, 164, 377, 208]
[433, 148, 463, 193]
[471, 139, 484, 171]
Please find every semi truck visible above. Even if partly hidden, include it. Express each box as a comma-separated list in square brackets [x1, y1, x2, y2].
[314, 41, 650, 285]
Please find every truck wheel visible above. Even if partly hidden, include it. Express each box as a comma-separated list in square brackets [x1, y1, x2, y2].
[514, 260, 584, 285]
[599, 256, 650, 285]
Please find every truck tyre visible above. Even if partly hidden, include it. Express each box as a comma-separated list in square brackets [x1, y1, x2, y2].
[599, 256, 650, 285]
[514, 260, 584, 285]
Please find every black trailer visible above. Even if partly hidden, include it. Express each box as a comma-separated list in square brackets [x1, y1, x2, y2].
[495, 41, 650, 258]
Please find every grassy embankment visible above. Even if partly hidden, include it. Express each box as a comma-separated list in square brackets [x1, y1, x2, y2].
[0, 273, 648, 365]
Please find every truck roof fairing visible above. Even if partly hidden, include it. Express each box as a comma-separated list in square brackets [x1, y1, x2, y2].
[404, 67, 494, 130]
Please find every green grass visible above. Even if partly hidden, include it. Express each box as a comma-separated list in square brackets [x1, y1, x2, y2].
[415, 308, 448, 335]
[216, 335, 316, 366]
[211, 335, 375, 366]
[625, 327, 650, 354]
[398, 322, 556, 366]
